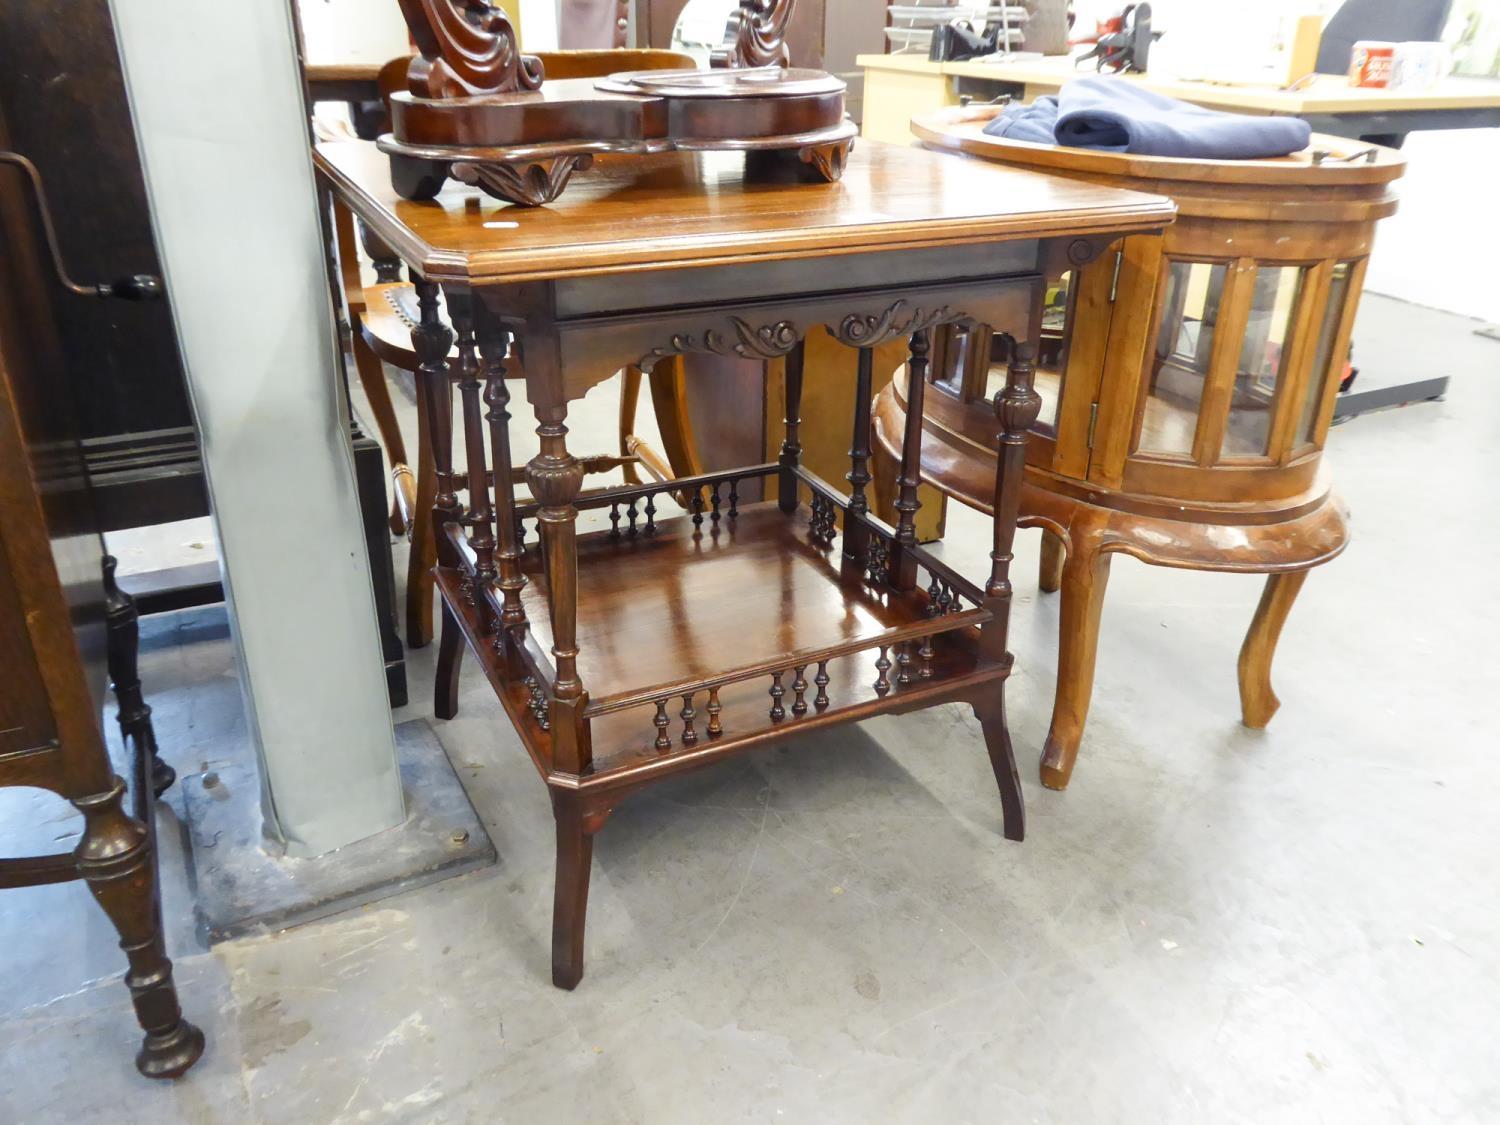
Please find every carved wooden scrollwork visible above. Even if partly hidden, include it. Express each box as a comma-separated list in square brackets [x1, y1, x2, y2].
[831, 300, 963, 348]
[398, 0, 545, 98]
[452, 155, 594, 206]
[642, 317, 801, 367]
[711, 0, 795, 69]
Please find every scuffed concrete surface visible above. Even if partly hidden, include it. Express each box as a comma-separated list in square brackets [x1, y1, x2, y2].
[2, 295, 1498, 1123]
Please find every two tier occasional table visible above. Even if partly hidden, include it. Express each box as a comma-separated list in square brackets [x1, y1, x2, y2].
[315, 138, 1173, 988]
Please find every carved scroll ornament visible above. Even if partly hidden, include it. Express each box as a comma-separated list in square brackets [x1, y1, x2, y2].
[712, 0, 795, 69]
[832, 301, 962, 348]
[398, 0, 545, 97]
[642, 317, 801, 368]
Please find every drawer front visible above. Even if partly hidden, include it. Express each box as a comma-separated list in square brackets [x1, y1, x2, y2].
[0, 542, 57, 761]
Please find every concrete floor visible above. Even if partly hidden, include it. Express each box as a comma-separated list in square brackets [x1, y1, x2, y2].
[2, 295, 1497, 1123]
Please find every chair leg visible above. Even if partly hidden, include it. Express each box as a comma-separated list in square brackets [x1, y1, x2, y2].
[1038, 529, 1065, 594]
[102, 557, 174, 797]
[351, 323, 413, 537]
[972, 692, 1025, 841]
[618, 366, 644, 486]
[73, 778, 204, 1079]
[1238, 570, 1308, 729]
[551, 791, 595, 991]
[434, 598, 463, 720]
[1040, 539, 1112, 791]
[406, 382, 437, 649]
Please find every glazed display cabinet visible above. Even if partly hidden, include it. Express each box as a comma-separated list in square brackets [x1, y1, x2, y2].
[875, 106, 1403, 789]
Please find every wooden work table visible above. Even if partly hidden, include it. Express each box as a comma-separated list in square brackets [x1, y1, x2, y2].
[858, 52, 1500, 145]
[314, 137, 1173, 988]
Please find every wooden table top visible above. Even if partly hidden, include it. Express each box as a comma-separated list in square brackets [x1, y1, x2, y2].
[313, 138, 1175, 284]
[858, 53, 1500, 116]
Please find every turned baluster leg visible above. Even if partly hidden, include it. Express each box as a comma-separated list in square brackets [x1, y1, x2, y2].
[778, 340, 805, 514]
[844, 346, 874, 563]
[891, 328, 931, 590]
[477, 303, 529, 676]
[413, 279, 463, 714]
[102, 556, 173, 797]
[73, 778, 204, 1078]
[1238, 570, 1308, 729]
[449, 288, 496, 609]
[974, 340, 1040, 839]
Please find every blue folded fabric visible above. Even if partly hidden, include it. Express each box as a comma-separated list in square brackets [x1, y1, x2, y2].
[983, 75, 1311, 160]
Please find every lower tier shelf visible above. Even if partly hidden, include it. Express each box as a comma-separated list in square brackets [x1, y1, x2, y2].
[435, 501, 1007, 786]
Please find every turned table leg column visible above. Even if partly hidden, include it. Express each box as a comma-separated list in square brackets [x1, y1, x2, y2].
[476, 302, 529, 677]
[975, 340, 1041, 841]
[1238, 570, 1308, 729]
[778, 340, 805, 514]
[843, 346, 875, 564]
[73, 778, 204, 1078]
[890, 328, 930, 590]
[412, 279, 465, 714]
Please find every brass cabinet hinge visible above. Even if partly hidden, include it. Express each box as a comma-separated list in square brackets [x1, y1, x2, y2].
[1108, 252, 1123, 303]
[1087, 402, 1100, 448]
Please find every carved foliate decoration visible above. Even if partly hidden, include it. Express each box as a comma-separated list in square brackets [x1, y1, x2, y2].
[452, 155, 594, 206]
[832, 300, 962, 348]
[994, 343, 1043, 436]
[398, 0, 545, 98]
[711, 0, 795, 69]
[643, 317, 801, 367]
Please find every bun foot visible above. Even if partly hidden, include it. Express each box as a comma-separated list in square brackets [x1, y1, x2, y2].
[136, 1019, 205, 1080]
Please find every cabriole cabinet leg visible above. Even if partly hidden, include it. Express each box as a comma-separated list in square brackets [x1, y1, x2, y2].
[1238, 570, 1308, 729]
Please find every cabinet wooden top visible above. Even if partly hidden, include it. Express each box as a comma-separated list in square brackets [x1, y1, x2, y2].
[313, 139, 1174, 284]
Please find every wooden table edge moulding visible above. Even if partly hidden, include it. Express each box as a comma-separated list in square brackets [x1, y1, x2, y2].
[315, 10, 1174, 990]
[872, 106, 1404, 791]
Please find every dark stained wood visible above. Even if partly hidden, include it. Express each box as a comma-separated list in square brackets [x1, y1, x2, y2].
[0, 149, 202, 1076]
[319, 127, 1169, 988]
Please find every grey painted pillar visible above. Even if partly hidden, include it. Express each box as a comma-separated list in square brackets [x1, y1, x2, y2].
[109, 0, 405, 856]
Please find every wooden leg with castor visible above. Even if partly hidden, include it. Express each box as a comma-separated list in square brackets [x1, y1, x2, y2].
[1040, 538, 1112, 790]
[73, 778, 204, 1079]
[1038, 530, 1065, 594]
[1238, 570, 1308, 729]
[972, 692, 1025, 841]
[550, 791, 595, 990]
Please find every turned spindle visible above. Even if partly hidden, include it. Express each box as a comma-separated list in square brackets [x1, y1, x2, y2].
[791, 665, 808, 715]
[654, 699, 672, 750]
[874, 647, 892, 696]
[814, 661, 830, 709]
[680, 693, 698, 746]
[706, 687, 723, 737]
[769, 670, 786, 721]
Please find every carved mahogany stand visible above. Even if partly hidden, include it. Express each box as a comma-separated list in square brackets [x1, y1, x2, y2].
[315, 137, 1172, 987]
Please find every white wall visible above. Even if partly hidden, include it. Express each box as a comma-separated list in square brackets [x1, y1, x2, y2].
[1363, 128, 1500, 323]
[297, 0, 411, 63]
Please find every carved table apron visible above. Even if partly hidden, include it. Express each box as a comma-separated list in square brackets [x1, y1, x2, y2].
[313, 139, 1174, 988]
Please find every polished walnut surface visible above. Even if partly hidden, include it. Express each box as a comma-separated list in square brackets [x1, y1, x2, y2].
[313, 138, 1176, 282]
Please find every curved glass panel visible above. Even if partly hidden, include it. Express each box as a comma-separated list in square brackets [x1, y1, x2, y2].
[1295, 262, 1353, 449]
[1137, 260, 1224, 456]
[1224, 265, 1306, 458]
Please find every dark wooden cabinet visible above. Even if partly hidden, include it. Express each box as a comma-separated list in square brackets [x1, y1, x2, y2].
[0, 92, 204, 1079]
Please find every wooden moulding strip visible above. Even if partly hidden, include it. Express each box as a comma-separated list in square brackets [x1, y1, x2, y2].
[512, 462, 778, 521]
[583, 610, 992, 720]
